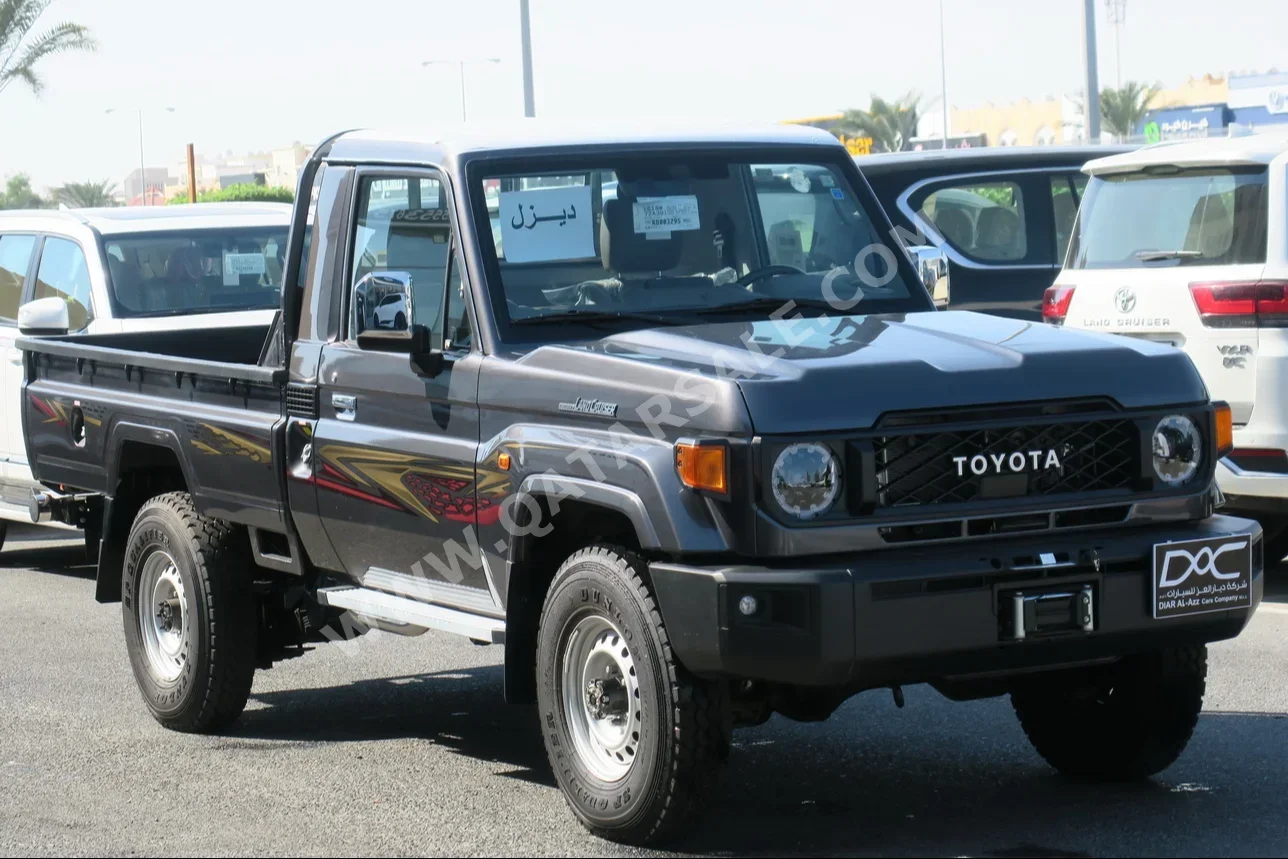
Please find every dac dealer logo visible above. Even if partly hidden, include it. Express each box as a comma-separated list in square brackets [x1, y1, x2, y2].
[1152, 534, 1254, 619]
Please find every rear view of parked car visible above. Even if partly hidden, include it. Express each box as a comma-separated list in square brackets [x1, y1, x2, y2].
[1049, 133, 1288, 556]
[862, 146, 1132, 320]
[0, 203, 291, 554]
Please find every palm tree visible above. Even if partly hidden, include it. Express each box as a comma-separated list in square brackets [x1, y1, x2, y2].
[55, 179, 117, 208]
[837, 92, 921, 153]
[0, 0, 96, 98]
[1100, 81, 1159, 142]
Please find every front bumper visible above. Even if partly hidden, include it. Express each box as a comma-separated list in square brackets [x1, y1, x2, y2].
[650, 515, 1263, 689]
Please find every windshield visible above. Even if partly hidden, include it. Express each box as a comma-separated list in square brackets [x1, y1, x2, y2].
[103, 226, 288, 317]
[1067, 167, 1268, 269]
[475, 156, 923, 332]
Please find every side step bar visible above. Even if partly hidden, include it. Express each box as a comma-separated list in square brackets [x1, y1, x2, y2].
[317, 586, 506, 644]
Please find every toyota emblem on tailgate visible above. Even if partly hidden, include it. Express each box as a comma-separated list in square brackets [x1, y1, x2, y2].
[1115, 287, 1137, 313]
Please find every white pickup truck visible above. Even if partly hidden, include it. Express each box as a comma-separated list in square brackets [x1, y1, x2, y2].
[0, 203, 290, 552]
[1047, 133, 1288, 557]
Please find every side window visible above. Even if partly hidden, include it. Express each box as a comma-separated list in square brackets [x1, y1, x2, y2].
[445, 248, 471, 351]
[0, 234, 37, 325]
[1050, 176, 1082, 266]
[351, 175, 450, 337]
[919, 180, 1028, 262]
[34, 237, 93, 330]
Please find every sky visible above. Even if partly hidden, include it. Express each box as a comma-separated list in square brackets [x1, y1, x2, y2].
[2, 0, 1286, 190]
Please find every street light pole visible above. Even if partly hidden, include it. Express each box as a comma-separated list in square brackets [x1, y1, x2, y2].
[520, 0, 535, 117]
[136, 109, 147, 206]
[939, 0, 949, 146]
[1081, 0, 1102, 142]
[422, 58, 501, 122]
[107, 106, 175, 206]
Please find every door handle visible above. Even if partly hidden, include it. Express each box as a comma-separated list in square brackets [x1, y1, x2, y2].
[332, 393, 356, 421]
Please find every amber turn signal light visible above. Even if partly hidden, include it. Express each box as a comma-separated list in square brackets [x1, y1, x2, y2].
[497, 452, 512, 471]
[1214, 402, 1233, 458]
[676, 442, 727, 495]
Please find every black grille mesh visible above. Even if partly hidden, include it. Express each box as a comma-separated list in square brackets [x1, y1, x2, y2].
[285, 383, 319, 419]
[874, 419, 1137, 508]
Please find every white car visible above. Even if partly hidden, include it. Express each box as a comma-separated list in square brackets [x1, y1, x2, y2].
[0, 202, 291, 552]
[1048, 132, 1288, 556]
[372, 292, 408, 329]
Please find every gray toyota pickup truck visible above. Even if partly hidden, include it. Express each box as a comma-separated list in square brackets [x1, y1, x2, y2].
[18, 123, 1264, 844]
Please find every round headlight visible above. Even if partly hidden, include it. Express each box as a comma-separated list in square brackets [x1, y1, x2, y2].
[1152, 414, 1203, 486]
[771, 442, 841, 519]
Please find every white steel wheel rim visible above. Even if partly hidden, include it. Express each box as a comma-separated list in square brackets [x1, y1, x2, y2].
[560, 614, 642, 783]
[138, 550, 189, 683]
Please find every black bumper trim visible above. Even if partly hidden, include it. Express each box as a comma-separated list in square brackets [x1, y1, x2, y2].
[650, 515, 1263, 688]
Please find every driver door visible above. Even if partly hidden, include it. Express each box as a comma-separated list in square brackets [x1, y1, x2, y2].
[313, 168, 492, 606]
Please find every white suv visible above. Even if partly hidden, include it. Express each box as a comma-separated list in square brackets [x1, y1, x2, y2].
[0, 203, 291, 552]
[1048, 132, 1288, 556]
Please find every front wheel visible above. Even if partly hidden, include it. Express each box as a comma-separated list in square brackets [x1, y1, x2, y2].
[122, 492, 257, 733]
[1011, 646, 1207, 780]
[536, 545, 730, 845]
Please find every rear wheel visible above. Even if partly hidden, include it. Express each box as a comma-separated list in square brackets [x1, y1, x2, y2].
[536, 545, 729, 845]
[0, 521, 7, 552]
[1011, 646, 1207, 780]
[122, 492, 256, 733]
[394, 311, 407, 330]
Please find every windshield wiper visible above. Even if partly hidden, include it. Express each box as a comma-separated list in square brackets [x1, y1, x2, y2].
[687, 296, 839, 317]
[1135, 249, 1205, 262]
[509, 309, 692, 327]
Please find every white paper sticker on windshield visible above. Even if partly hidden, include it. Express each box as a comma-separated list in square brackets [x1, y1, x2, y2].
[632, 196, 700, 234]
[498, 186, 595, 263]
[223, 253, 266, 286]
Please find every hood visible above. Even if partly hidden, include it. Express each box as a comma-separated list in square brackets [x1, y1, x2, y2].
[595, 311, 1207, 434]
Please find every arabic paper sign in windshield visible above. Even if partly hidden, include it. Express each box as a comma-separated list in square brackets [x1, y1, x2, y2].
[498, 186, 595, 263]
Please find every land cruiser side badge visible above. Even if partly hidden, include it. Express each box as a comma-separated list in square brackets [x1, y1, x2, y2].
[558, 397, 618, 418]
[1152, 534, 1252, 619]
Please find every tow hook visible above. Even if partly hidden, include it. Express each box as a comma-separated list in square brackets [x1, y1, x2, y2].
[29, 487, 92, 526]
[891, 685, 905, 709]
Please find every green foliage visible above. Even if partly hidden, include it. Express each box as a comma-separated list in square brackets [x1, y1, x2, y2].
[0, 172, 48, 208]
[54, 179, 117, 207]
[837, 92, 921, 153]
[168, 183, 294, 205]
[1100, 81, 1160, 140]
[0, 0, 96, 98]
[971, 185, 1016, 208]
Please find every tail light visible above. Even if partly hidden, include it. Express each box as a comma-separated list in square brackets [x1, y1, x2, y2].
[1042, 285, 1076, 325]
[1227, 448, 1288, 474]
[1189, 280, 1288, 328]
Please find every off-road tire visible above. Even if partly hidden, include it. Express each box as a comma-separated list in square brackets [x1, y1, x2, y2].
[1011, 646, 1207, 780]
[536, 545, 730, 845]
[122, 492, 256, 733]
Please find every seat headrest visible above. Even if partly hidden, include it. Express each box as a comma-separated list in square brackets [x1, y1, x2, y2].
[600, 197, 682, 273]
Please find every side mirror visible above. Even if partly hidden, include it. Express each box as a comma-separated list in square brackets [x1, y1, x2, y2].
[908, 245, 951, 309]
[18, 297, 70, 335]
[352, 270, 443, 375]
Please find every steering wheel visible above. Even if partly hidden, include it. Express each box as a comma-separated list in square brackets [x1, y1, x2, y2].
[737, 264, 807, 288]
[573, 281, 618, 306]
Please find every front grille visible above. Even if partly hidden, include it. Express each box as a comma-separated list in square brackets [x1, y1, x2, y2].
[874, 419, 1138, 508]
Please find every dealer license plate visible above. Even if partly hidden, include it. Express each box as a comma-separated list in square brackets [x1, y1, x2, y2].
[1152, 534, 1253, 619]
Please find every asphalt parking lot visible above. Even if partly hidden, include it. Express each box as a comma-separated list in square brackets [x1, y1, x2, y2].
[1, 523, 1285, 858]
